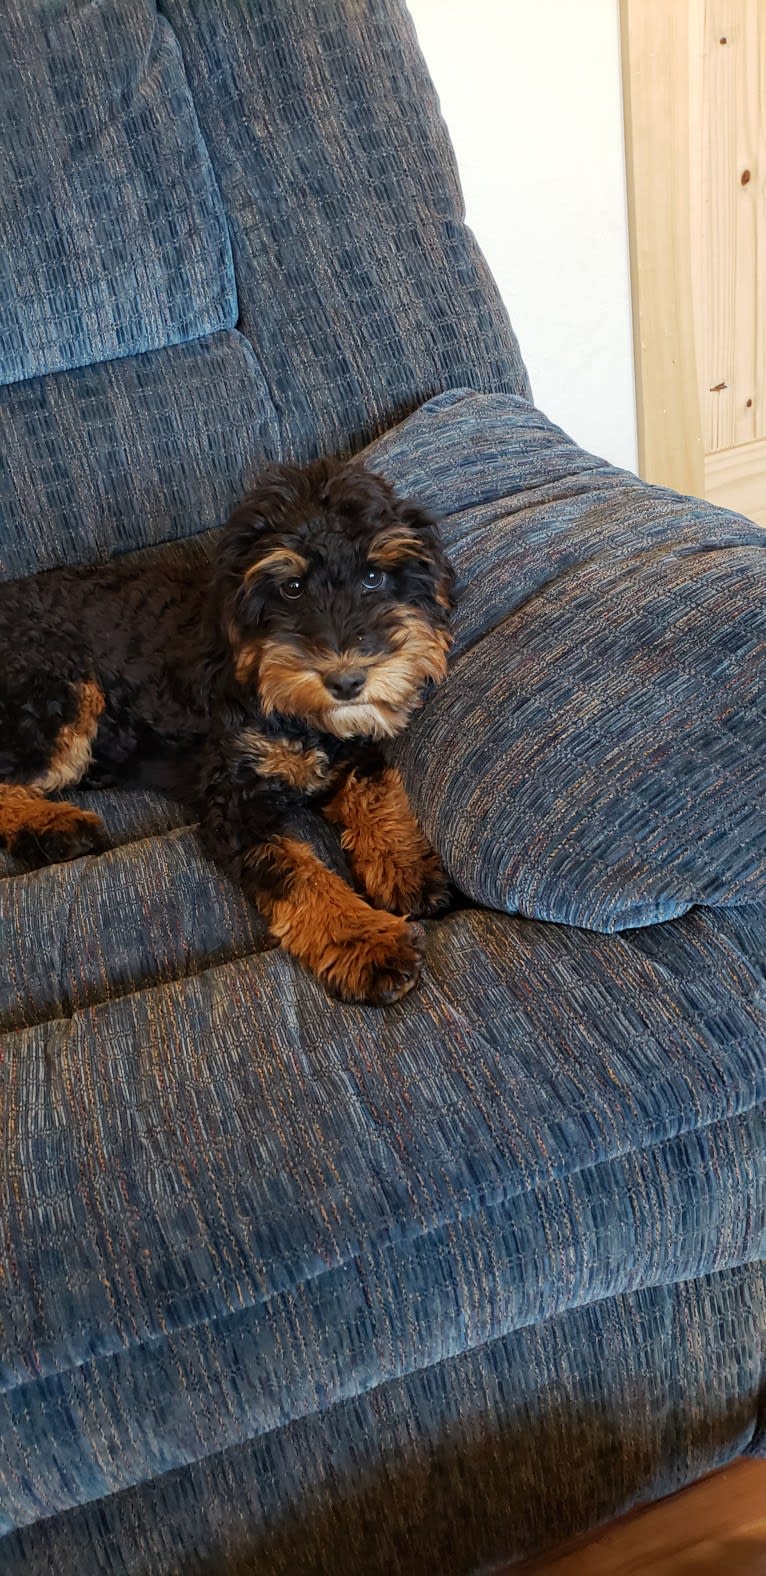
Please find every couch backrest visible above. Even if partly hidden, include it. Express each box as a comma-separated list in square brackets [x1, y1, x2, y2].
[0, 0, 530, 575]
[0, 0, 236, 386]
[159, 0, 531, 459]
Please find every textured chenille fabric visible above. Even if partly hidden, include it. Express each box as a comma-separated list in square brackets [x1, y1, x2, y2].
[0, 333, 279, 577]
[0, 0, 764, 1563]
[159, 0, 531, 459]
[0, 1264, 763, 1570]
[0, 824, 263, 1033]
[0, 0, 236, 385]
[358, 391, 766, 929]
[0, 898, 764, 1528]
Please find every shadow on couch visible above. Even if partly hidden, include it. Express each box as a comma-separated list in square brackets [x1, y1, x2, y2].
[197, 1393, 755, 1576]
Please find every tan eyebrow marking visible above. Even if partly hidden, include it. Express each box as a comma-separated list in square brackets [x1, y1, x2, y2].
[369, 529, 424, 567]
[244, 548, 309, 584]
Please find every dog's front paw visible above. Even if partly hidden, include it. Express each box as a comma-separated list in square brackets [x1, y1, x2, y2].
[260, 834, 427, 1005]
[399, 847, 452, 918]
[355, 845, 451, 919]
[323, 916, 425, 1006]
[326, 767, 450, 918]
[11, 807, 107, 869]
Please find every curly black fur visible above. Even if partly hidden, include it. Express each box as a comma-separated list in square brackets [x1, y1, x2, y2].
[0, 459, 454, 1004]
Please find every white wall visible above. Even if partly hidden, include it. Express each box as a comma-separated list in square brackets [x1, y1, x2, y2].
[408, 0, 638, 472]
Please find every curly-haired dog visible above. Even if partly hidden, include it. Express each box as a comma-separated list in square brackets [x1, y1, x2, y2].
[0, 460, 454, 1004]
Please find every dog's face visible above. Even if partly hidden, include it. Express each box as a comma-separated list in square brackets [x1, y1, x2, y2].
[217, 460, 454, 740]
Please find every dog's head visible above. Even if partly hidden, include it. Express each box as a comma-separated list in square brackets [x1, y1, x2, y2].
[216, 459, 454, 739]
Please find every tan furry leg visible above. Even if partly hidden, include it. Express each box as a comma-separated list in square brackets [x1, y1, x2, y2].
[324, 766, 449, 916]
[247, 834, 425, 1004]
[1, 680, 107, 865]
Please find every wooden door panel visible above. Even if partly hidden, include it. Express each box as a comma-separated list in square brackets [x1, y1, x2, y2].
[622, 0, 766, 524]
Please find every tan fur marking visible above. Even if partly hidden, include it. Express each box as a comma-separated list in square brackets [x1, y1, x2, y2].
[370, 532, 453, 610]
[32, 680, 105, 792]
[233, 637, 263, 685]
[243, 548, 308, 585]
[248, 836, 423, 1003]
[325, 767, 447, 915]
[0, 784, 103, 853]
[257, 612, 451, 740]
[236, 730, 331, 793]
[369, 529, 423, 567]
[256, 645, 334, 719]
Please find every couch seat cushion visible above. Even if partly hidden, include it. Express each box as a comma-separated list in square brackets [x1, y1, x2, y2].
[0, 0, 237, 385]
[0, 899, 764, 1527]
[1, 1262, 764, 1572]
[0, 791, 349, 1032]
[0, 818, 263, 1034]
[363, 391, 766, 930]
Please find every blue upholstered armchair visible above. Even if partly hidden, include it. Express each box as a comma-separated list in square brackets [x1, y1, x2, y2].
[0, 2, 764, 1570]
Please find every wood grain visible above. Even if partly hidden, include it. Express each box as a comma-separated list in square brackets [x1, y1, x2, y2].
[622, 2, 766, 523]
[620, 0, 705, 497]
[705, 435, 766, 526]
[690, 3, 765, 455]
[516, 1458, 766, 1574]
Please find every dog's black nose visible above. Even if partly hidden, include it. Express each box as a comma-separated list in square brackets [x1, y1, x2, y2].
[326, 669, 366, 701]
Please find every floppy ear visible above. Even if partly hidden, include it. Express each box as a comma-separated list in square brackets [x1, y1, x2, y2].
[215, 464, 307, 631]
[215, 500, 272, 633]
[396, 499, 456, 615]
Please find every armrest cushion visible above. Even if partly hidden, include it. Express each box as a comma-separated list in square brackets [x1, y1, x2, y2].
[365, 391, 766, 930]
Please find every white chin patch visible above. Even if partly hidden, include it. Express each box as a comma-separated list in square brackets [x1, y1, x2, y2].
[324, 702, 401, 740]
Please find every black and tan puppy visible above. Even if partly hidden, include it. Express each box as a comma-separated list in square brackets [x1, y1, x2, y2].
[0, 460, 454, 1003]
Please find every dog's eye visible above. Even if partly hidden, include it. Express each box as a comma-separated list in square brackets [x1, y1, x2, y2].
[361, 567, 386, 592]
[280, 578, 304, 601]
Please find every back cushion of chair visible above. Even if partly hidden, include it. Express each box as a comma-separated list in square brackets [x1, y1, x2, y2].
[160, 0, 532, 460]
[0, 333, 280, 577]
[0, 0, 237, 386]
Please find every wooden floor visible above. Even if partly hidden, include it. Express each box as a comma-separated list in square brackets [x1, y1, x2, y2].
[518, 1459, 766, 1574]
